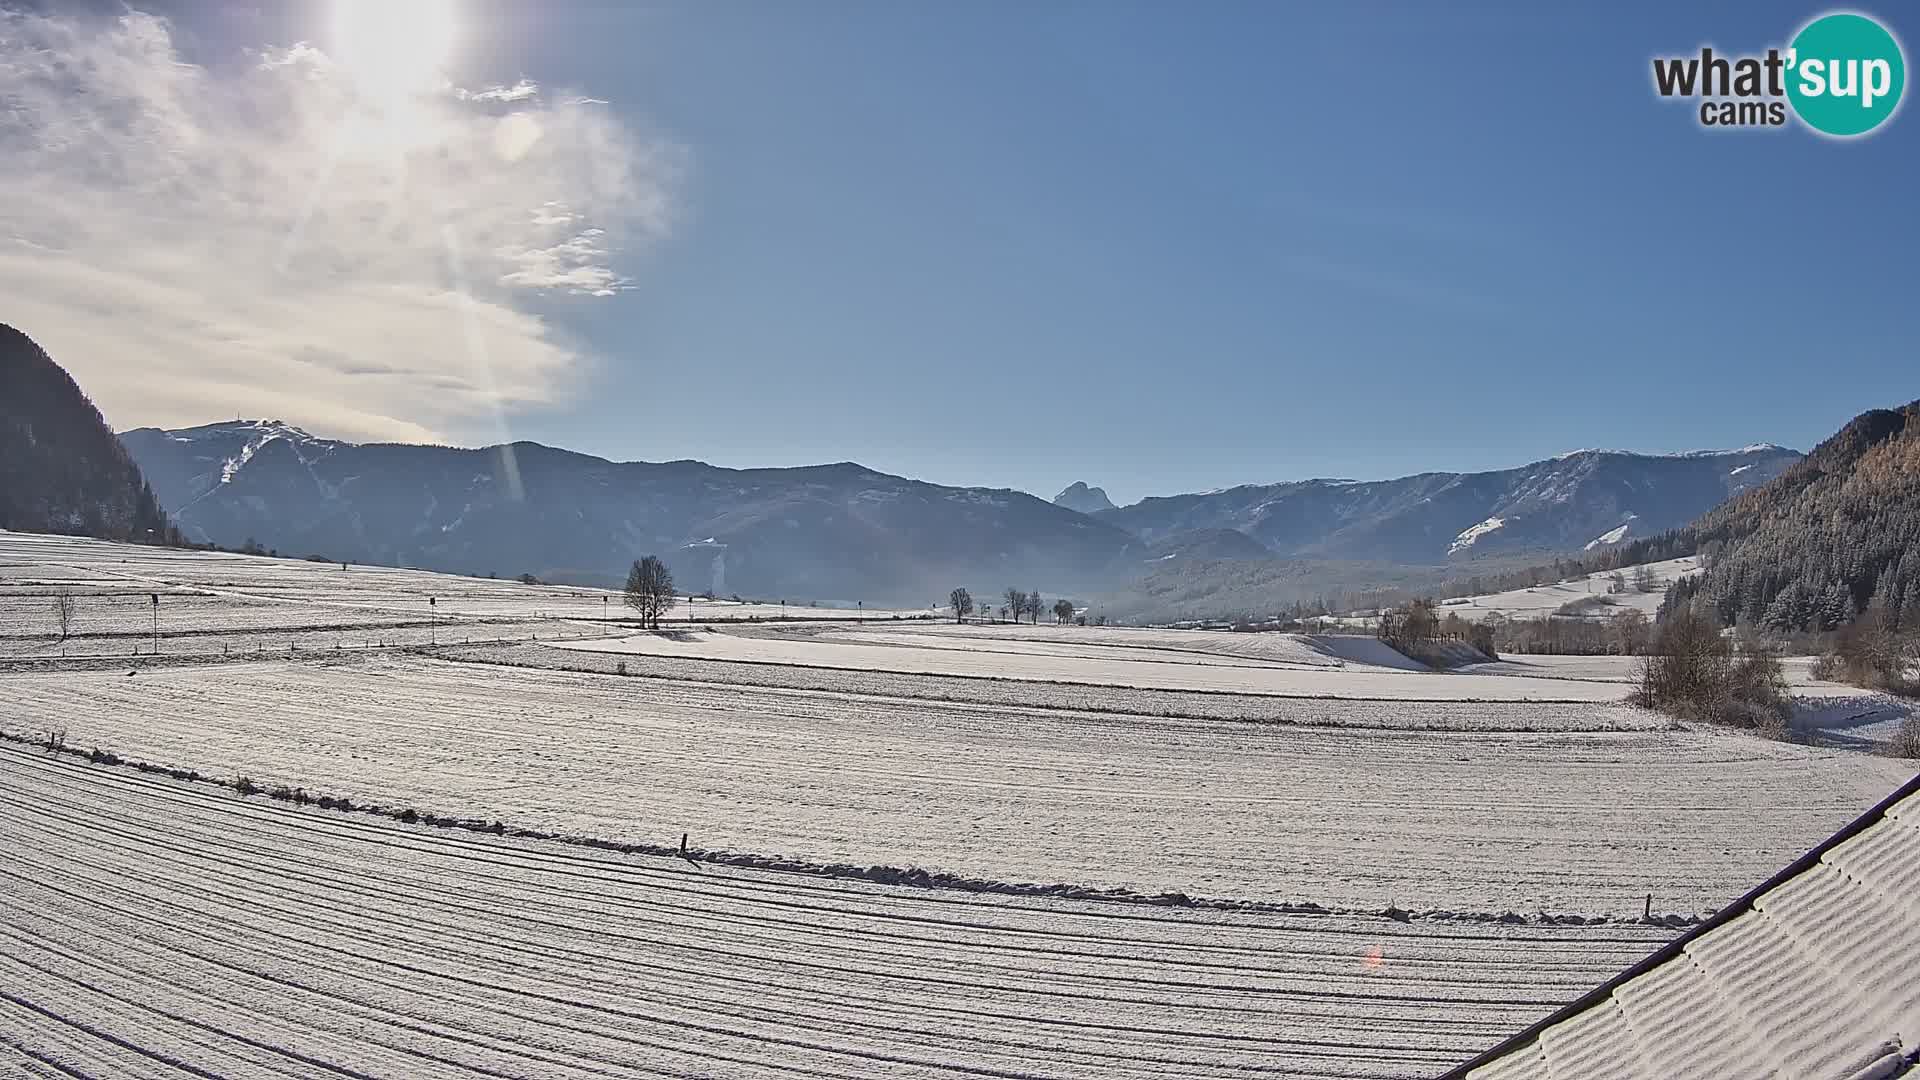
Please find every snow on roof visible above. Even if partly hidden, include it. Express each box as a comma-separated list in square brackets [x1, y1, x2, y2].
[1446, 773, 1920, 1080]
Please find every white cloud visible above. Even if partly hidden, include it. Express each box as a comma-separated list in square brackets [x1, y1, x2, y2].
[0, 10, 679, 444]
[497, 227, 631, 296]
[457, 79, 540, 104]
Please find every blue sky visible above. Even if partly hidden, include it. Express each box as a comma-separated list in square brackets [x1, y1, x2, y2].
[35, 2, 1920, 504]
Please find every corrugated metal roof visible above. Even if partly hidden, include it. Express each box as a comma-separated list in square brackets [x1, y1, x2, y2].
[1443, 772, 1920, 1080]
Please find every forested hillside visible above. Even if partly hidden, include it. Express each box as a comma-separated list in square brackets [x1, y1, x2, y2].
[1660, 401, 1920, 633]
[0, 324, 176, 542]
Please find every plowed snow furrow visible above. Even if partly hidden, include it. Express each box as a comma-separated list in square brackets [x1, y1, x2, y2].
[0, 746, 1671, 1078]
[10, 745, 1667, 958]
[3, 759, 1646, 994]
[3, 657, 1903, 912]
[0, 753, 1605, 1030]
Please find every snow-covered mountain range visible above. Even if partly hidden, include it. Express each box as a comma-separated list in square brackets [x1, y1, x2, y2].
[1083, 445, 1801, 565]
[119, 421, 1140, 603]
[121, 419, 1801, 602]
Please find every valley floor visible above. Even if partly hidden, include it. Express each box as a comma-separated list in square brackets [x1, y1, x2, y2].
[0, 744, 1674, 1080]
[1, 532, 1914, 1078]
[4, 653, 1906, 915]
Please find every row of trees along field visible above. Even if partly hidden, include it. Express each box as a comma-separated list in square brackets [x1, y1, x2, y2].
[946, 587, 1079, 625]
[1375, 599, 1499, 661]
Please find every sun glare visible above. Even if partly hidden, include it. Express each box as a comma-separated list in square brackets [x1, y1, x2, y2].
[330, 0, 456, 101]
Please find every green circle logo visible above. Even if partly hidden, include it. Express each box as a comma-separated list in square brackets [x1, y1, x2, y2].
[1787, 12, 1906, 136]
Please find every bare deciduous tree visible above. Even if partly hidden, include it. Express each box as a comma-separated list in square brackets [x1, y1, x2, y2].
[1633, 607, 1788, 732]
[1052, 598, 1074, 624]
[52, 589, 75, 641]
[625, 555, 677, 629]
[1613, 609, 1652, 655]
[1026, 587, 1042, 624]
[1003, 588, 1026, 625]
[1633, 563, 1658, 593]
[948, 587, 974, 624]
[1378, 597, 1439, 653]
[1822, 597, 1918, 692]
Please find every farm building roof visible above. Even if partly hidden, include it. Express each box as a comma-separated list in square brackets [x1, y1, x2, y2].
[1443, 770, 1920, 1080]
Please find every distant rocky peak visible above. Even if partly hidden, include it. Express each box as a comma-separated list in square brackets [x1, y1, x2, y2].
[1053, 481, 1116, 514]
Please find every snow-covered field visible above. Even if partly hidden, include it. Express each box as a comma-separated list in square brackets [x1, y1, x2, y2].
[0, 532, 930, 658]
[3, 533, 1914, 1078]
[823, 621, 1432, 669]
[463, 641, 1673, 730]
[5, 654, 1906, 916]
[0, 744, 1678, 1079]
[1466, 652, 1871, 691]
[1435, 557, 1701, 622]
[556, 627, 1633, 701]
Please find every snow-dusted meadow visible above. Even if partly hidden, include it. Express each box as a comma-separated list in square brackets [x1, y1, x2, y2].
[0, 744, 1677, 1079]
[6, 652, 1908, 916]
[554, 626, 1634, 701]
[0, 531, 930, 657]
[3, 534, 1914, 1077]
[1435, 556, 1701, 622]
[822, 621, 1434, 669]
